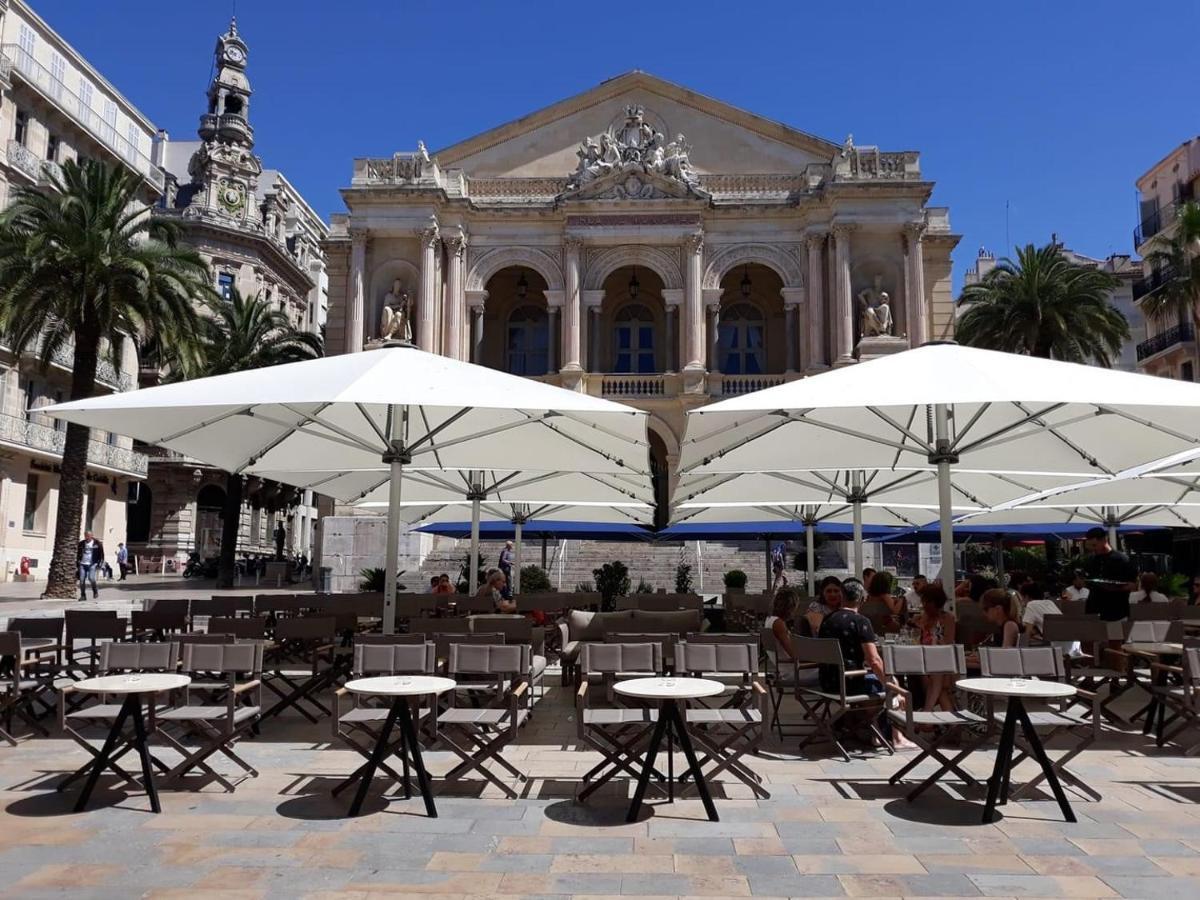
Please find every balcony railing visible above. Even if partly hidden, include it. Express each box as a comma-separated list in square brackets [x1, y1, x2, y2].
[0, 412, 148, 476]
[1137, 322, 1195, 362]
[1134, 184, 1195, 247]
[718, 373, 786, 396]
[5, 335, 132, 391]
[1131, 264, 1178, 304]
[0, 46, 164, 193]
[5, 138, 39, 180]
[600, 374, 667, 398]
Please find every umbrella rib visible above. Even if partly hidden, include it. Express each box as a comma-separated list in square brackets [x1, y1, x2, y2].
[244, 410, 382, 457]
[158, 405, 254, 443]
[552, 409, 650, 449]
[527, 417, 643, 472]
[1098, 405, 1200, 446]
[412, 415, 555, 459]
[775, 471, 847, 500]
[777, 413, 928, 458]
[407, 407, 473, 453]
[952, 402, 993, 445]
[866, 407, 933, 454]
[355, 403, 389, 447]
[680, 416, 797, 472]
[281, 404, 388, 454]
[950, 402, 1068, 456]
[235, 403, 333, 473]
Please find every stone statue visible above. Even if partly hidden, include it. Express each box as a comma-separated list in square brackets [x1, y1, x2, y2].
[379, 279, 412, 342]
[663, 133, 698, 184]
[565, 108, 703, 193]
[617, 105, 653, 153]
[416, 140, 430, 164]
[857, 275, 894, 337]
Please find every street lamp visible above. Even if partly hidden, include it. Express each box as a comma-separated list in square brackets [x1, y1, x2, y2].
[516, 272, 528, 299]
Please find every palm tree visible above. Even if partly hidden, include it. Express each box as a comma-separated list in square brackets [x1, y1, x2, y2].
[0, 160, 211, 598]
[957, 243, 1129, 366]
[172, 288, 323, 587]
[1139, 201, 1200, 332]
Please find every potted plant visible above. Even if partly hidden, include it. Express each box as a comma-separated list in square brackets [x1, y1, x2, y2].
[592, 560, 631, 611]
[723, 569, 748, 594]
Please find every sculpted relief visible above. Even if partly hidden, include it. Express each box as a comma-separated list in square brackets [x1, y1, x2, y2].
[857, 274, 894, 337]
[565, 105, 702, 197]
[379, 279, 412, 342]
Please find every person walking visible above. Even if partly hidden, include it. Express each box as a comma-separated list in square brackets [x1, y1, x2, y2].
[498, 540, 515, 597]
[116, 542, 129, 581]
[77, 531, 105, 600]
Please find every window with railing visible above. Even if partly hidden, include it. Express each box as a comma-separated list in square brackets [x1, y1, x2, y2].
[23, 472, 40, 532]
[78, 78, 93, 127]
[217, 272, 234, 299]
[613, 304, 656, 373]
[48, 52, 65, 102]
[17, 24, 35, 59]
[102, 99, 117, 145]
[13, 109, 27, 146]
[506, 305, 549, 376]
[717, 303, 766, 375]
[46, 133, 58, 162]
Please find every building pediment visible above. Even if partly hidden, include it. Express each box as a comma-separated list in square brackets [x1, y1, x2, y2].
[561, 167, 707, 201]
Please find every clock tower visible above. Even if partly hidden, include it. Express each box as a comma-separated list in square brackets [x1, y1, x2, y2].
[180, 16, 262, 228]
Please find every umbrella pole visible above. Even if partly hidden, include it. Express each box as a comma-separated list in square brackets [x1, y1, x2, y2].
[805, 521, 816, 595]
[513, 518, 523, 595]
[764, 539, 772, 593]
[851, 471, 864, 580]
[993, 538, 1005, 583]
[469, 475, 482, 592]
[933, 404, 956, 602]
[1106, 508, 1119, 550]
[382, 463, 404, 635]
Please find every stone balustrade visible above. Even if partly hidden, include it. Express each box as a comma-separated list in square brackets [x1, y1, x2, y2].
[6, 138, 40, 180]
[0, 412, 148, 476]
[716, 373, 787, 396]
[597, 374, 669, 398]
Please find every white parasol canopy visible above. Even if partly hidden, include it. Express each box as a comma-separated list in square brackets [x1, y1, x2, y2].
[45, 344, 649, 630]
[680, 343, 1200, 589]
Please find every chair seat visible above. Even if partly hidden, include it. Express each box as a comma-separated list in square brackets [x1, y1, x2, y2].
[686, 708, 763, 725]
[158, 705, 260, 725]
[439, 708, 529, 728]
[531, 655, 547, 679]
[889, 709, 985, 727]
[997, 709, 1090, 728]
[67, 703, 166, 720]
[583, 708, 657, 726]
[339, 705, 430, 725]
[560, 640, 581, 663]
[799, 687, 873, 705]
[1069, 667, 1121, 680]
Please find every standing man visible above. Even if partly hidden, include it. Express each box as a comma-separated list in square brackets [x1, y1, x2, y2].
[498, 540, 515, 597]
[1081, 527, 1137, 622]
[77, 531, 105, 600]
[904, 573, 928, 615]
[116, 542, 129, 581]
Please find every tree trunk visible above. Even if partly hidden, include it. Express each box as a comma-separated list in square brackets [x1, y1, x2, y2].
[43, 336, 100, 598]
[217, 470, 243, 588]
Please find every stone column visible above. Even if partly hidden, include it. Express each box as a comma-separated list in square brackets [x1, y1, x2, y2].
[442, 230, 466, 359]
[589, 305, 602, 371]
[417, 218, 439, 353]
[546, 306, 559, 372]
[831, 223, 855, 365]
[904, 222, 928, 346]
[682, 233, 706, 382]
[466, 290, 487, 363]
[561, 238, 583, 377]
[781, 287, 806, 372]
[346, 228, 367, 353]
[707, 302, 721, 372]
[806, 233, 826, 370]
[663, 289, 684, 373]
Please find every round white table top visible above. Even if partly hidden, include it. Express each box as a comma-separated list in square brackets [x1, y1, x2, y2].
[344, 675, 456, 697]
[958, 677, 1076, 699]
[1124, 642, 1184, 656]
[614, 677, 725, 701]
[75, 673, 190, 695]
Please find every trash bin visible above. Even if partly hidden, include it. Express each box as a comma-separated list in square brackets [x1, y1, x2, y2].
[319, 566, 333, 593]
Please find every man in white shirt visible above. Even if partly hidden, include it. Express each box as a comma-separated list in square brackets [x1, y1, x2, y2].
[1129, 572, 1169, 604]
[77, 531, 105, 601]
[1021, 581, 1081, 656]
[903, 573, 928, 614]
[1061, 570, 1090, 604]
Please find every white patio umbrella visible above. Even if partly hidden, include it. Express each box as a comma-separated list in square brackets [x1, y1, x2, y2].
[679, 343, 1200, 590]
[45, 344, 649, 631]
[672, 467, 1084, 579]
[358, 496, 654, 593]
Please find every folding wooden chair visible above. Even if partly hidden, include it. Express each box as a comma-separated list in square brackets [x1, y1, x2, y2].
[0, 631, 54, 742]
[1152, 646, 1200, 754]
[469, 615, 547, 707]
[207, 617, 267, 640]
[331, 641, 437, 798]
[7, 618, 64, 720]
[131, 607, 188, 643]
[157, 643, 264, 791]
[436, 643, 528, 797]
[675, 640, 769, 799]
[881, 644, 987, 800]
[1043, 617, 1130, 725]
[980, 646, 1103, 801]
[260, 617, 343, 722]
[792, 636, 891, 761]
[575, 642, 664, 802]
[65, 610, 126, 679]
[58, 642, 178, 792]
[190, 596, 254, 630]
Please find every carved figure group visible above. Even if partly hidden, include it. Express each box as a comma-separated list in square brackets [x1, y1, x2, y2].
[857, 274, 894, 338]
[379, 279, 412, 342]
[567, 107, 699, 189]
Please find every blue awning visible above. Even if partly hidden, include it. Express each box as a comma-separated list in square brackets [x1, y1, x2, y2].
[656, 521, 902, 542]
[872, 523, 1168, 543]
[415, 520, 654, 542]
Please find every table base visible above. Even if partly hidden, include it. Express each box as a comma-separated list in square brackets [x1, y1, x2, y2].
[343, 698, 436, 818]
[64, 694, 161, 814]
[984, 697, 1075, 824]
[627, 699, 717, 823]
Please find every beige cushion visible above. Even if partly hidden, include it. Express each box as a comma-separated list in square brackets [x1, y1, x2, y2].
[567, 609, 636, 642]
[631, 609, 702, 634]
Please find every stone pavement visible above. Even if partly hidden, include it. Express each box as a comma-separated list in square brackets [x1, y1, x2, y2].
[0, 637, 1198, 900]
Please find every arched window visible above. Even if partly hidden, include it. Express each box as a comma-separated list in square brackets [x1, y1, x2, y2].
[717, 303, 765, 374]
[506, 305, 549, 376]
[613, 304, 656, 373]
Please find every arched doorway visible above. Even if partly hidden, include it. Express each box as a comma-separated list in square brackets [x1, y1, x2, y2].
[716, 264, 785, 374]
[128, 482, 152, 544]
[600, 265, 667, 372]
[648, 430, 669, 531]
[480, 266, 551, 374]
[195, 483, 226, 559]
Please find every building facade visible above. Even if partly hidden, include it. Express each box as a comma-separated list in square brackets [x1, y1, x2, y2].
[962, 242, 1144, 372]
[134, 19, 329, 568]
[1133, 137, 1200, 381]
[321, 74, 959, 561]
[0, 0, 156, 581]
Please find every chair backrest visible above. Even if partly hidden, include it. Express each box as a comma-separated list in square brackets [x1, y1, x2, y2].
[356, 633, 426, 645]
[1127, 620, 1173, 642]
[0, 631, 20, 658]
[255, 595, 307, 615]
[979, 646, 1067, 678]
[409, 617, 468, 636]
[66, 611, 126, 642]
[469, 614, 532, 643]
[327, 593, 385, 618]
[207, 617, 267, 640]
[630, 608, 703, 635]
[616, 594, 703, 612]
[7, 617, 63, 641]
[394, 593, 439, 618]
[881, 644, 967, 676]
[447, 642, 529, 676]
[1129, 602, 1176, 621]
[456, 595, 498, 615]
[1042, 615, 1119, 646]
[181, 641, 263, 674]
[686, 632, 759, 649]
[1059, 599, 1090, 617]
[580, 641, 662, 675]
[274, 616, 336, 642]
[1184, 646, 1200, 685]
[1178, 605, 1200, 622]
[192, 596, 254, 618]
[791, 635, 845, 667]
[675, 640, 757, 676]
[147, 598, 191, 616]
[354, 641, 436, 676]
[727, 594, 773, 615]
[100, 640, 177, 672]
[131, 608, 187, 633]
[176, 632, 233, 646]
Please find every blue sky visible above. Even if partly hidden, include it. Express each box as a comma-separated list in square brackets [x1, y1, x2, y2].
[46, 0, 1195, 288]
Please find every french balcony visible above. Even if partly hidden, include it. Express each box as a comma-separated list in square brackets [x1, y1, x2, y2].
[597, 373, 671, 398]
[1134, 184, 1195, 248]
[1131, 264, 1178, 304]
[714, 373, 788, 396]
[0, 412, 148, 477]
[1136, 322, 1195, 362]
[3, 335, 132, 392]
[5, 138, 40, 181]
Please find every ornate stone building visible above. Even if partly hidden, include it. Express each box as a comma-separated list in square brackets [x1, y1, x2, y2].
[324, 73, 959, 536]
[131, 18, 329, 567]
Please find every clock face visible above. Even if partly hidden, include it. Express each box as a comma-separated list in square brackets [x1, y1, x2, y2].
[226, 45, 245, 63]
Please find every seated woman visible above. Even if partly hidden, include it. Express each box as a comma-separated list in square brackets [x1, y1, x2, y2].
[981, 588, 1021, 648]
[860, 572, 902, 635]
[807, 576, 845, 634]
[765, 587, 799, 659]
[915, 583, 956, 711]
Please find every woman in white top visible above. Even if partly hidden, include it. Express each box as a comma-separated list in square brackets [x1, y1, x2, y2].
[1129, 572, 1169, 604]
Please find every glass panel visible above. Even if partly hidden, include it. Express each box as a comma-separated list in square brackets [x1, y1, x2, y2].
[637, 351, 655, 374]
[638, 325, 654, 350]
[615, 352, 631, 373]
[617, 328, 631, 350]
[23, 474, 38, 532]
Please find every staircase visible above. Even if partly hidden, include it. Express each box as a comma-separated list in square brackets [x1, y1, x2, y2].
[416, 535, 849, 594]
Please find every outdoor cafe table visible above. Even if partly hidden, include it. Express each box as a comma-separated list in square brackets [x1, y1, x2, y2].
[957, 677, 1078, 824]
[613, 676, 724, 822]
[341, 675, 455, 818]
[66, 673, 190, 813]
[1123, 642, 1185, 736]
